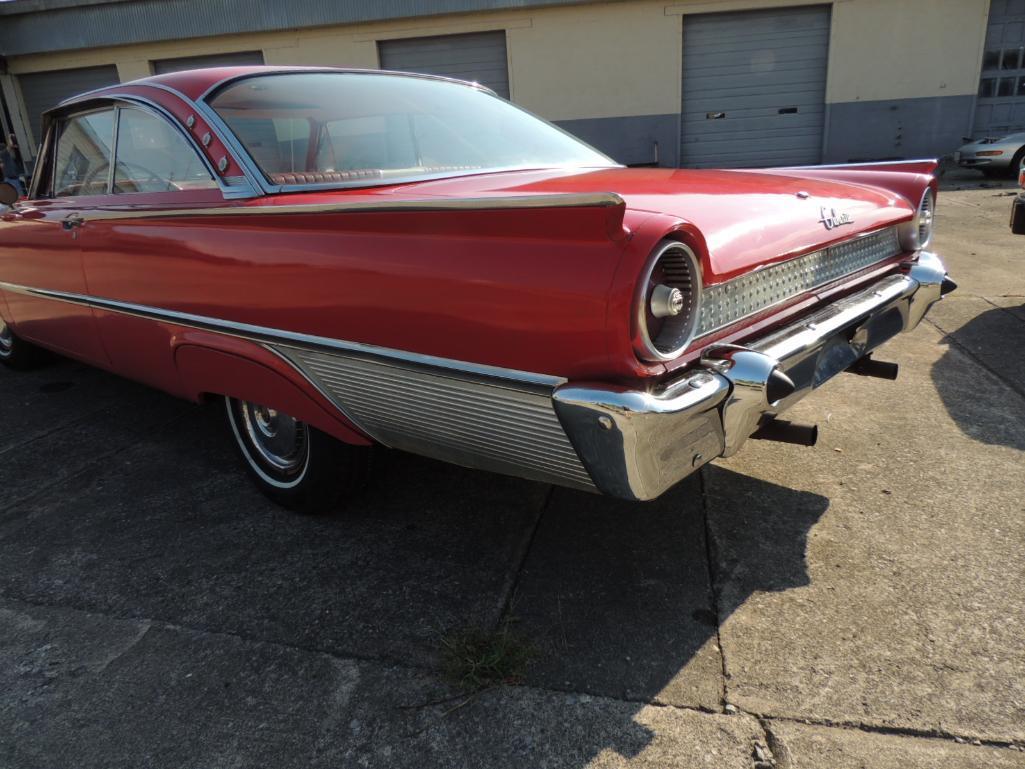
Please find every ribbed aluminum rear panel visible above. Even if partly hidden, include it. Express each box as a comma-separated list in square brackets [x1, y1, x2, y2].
[273, 346, 596, 491]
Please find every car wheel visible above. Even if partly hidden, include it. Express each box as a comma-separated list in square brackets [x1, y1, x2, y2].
[224, 396, 370, 513]
[0, 319, 38, 369]
[1010, 147, 1025, 178]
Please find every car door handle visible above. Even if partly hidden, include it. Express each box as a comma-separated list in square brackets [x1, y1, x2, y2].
[62, 214, 84, 230]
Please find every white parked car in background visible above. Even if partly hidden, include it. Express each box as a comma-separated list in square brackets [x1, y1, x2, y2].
[955, 132, 1025, 177]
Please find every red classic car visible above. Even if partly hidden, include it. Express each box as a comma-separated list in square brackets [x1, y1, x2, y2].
[0, 66, 954, 511]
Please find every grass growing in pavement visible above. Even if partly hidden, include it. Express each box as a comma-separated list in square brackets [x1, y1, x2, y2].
[441, 623, 534, 690]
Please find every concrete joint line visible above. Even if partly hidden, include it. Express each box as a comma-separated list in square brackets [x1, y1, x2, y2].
[491, 483, 551, 631]
[926, 317, 1025, 402]
[753, 712, 1025, 753]
[697, 467, 730, 711]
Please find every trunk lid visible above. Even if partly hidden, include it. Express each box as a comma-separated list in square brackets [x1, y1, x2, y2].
[396, 167, 914, 281]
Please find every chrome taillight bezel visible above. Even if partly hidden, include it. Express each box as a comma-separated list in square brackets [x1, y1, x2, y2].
[917, 187, 935, 248]
[634, 240, 702, 362]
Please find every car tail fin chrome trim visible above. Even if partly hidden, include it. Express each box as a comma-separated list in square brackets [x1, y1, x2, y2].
[69, 192, 626, 223]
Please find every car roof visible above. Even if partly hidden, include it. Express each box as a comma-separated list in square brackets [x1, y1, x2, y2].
[60, 65, 487, 105]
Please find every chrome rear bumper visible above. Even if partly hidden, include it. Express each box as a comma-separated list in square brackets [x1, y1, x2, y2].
[553, 251, 952, 501]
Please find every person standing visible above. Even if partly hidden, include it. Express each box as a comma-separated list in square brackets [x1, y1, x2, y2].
[2, 135, 24, 196]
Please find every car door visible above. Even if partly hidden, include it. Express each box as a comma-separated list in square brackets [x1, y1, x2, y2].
[79, 103, 224, 392]
[0, 107, 113, 365]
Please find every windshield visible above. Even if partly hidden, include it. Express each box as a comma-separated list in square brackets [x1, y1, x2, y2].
[207, 72, 616, 187]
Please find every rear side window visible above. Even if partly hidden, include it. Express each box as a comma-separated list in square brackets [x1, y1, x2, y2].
[113, 108, 217, 193]
[53, 110, 115, 197]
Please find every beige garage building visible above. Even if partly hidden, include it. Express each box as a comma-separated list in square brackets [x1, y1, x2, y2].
[0, 0, 1015, 171]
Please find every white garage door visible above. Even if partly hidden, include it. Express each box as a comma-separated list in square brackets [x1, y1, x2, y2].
[680, 6, 830, 168]
[378, 31, 510, 99]
[19, 65, 120, 144]
[973, 0, 1025, 138]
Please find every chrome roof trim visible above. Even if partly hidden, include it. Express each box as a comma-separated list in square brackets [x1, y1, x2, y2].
[72, 192, 626, 222]
[0, 281, 566, 389]
[194, 67, 499, 104]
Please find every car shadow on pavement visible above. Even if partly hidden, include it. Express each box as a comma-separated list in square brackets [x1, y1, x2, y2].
[0, 361, 830, 766]
[930, 302, 1025, 452]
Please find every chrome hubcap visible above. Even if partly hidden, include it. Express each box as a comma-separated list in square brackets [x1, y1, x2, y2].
[239, 401, 307, 473]
[0, 320, 12, 357]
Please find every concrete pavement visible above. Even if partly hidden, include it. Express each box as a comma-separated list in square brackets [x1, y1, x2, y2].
[1, 183, 1024, 767]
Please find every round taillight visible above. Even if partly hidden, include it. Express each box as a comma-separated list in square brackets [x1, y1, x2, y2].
[635, 241, 701, 361]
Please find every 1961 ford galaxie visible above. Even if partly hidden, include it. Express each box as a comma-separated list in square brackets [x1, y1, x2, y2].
[0, 66, 954, 511]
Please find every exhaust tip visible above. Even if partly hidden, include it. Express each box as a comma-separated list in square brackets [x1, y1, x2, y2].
[751, 418, 818, 447]
[847, 355, 899, 381]
[941, 276, 958, 296]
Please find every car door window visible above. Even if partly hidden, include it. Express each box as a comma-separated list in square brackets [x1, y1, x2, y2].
[53, 110, 115, 197]
[113, 108, 217, 193]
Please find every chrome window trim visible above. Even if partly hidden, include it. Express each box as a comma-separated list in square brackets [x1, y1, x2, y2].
[109, 98, 224, 195]
[266, 165, 623, 195]
[0, 280, 565, 389]
[694, 225, 903, 340]
[107, 106, 121, 195]
[48, 105, 118, 199]
[39, 92, 253, 200]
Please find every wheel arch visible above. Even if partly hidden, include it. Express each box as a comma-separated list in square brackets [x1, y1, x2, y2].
[172, 332, 372, 447]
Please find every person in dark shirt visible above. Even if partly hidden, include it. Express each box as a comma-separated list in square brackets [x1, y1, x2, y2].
[2, 135, 24, 196]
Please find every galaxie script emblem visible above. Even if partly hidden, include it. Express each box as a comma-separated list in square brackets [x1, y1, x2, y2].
[819, 206, 854, 230]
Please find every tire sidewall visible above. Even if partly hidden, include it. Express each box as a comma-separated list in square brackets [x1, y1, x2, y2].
[225, 396, 311, 491]
[0, 321, 37, 369]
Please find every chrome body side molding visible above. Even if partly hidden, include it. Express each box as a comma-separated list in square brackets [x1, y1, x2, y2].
[0, 282, 564, 389]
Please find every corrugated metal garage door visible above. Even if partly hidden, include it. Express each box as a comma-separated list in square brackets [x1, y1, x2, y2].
[973, 0, 1025, 137]
[151, 50, 265, 76]
[680, 6, 830, 168]
[19, 65, 120, 144]
[378, 31, 510, 99]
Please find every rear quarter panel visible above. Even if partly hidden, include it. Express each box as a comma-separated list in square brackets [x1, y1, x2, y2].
[80, 201, 635, 383]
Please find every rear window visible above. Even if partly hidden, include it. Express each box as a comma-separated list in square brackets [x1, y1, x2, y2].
[208, 72, 615, 186]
